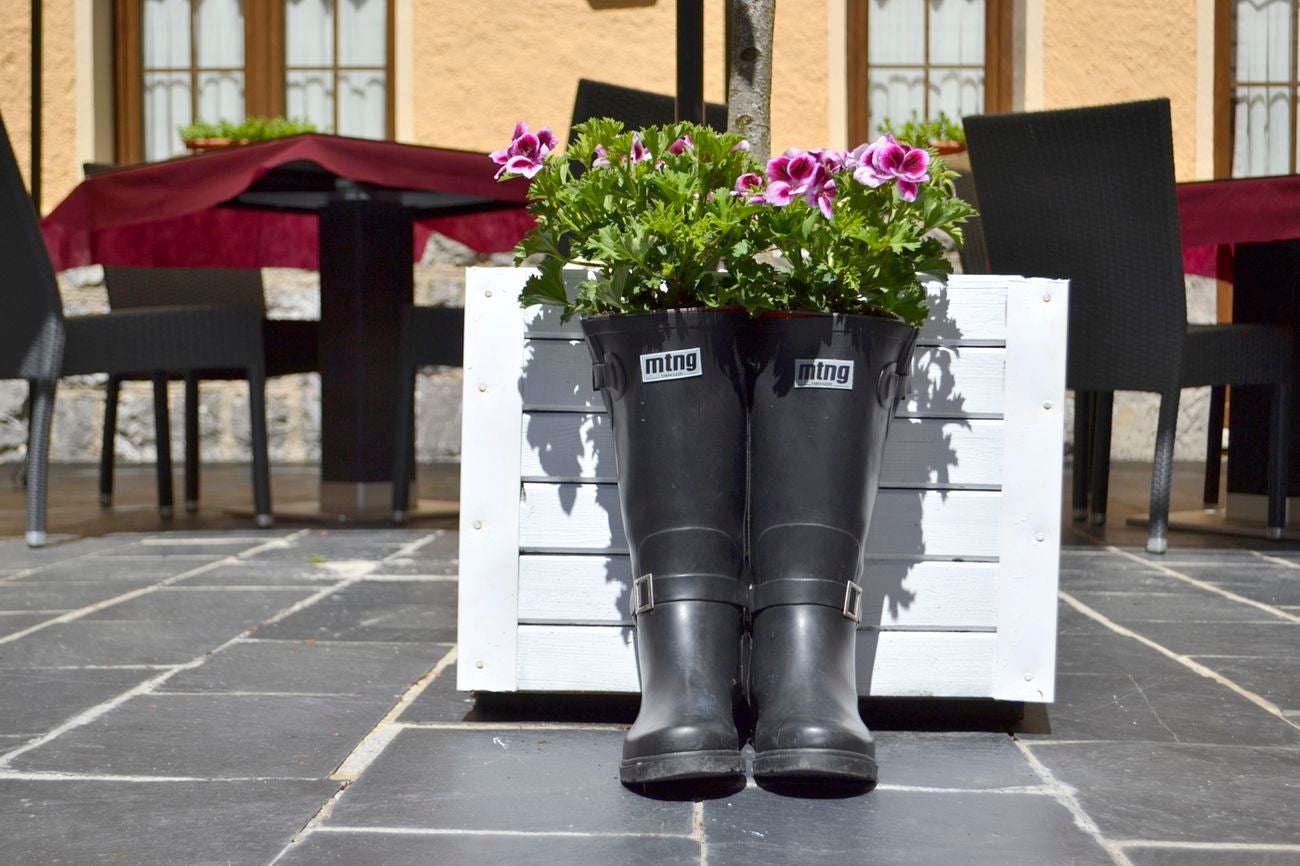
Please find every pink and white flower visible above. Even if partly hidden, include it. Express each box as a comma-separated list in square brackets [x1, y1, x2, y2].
[732, 171, 767, 203]
[592, 144, 611, 169]
[847, 134, 931, 201]
[489, 122, 557, 180]
[764, 149, 838, 216]
[629, 135, 651, 164]
[667, 134, 694, 155]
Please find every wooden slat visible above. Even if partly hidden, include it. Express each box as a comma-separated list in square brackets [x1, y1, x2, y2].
[518, 483, 1002, 559]
[517, 555, 1000, 629]
[524, 276, 1008, 345]
[521, 414, 1004, 488]
[520, 339, 1007, 418]
[515, 625, 997, 697]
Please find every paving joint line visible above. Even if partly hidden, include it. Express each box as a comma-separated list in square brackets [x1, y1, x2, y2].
[268, 780, 352, 865]
[692, 800, 708, 866]
[1247, 550, 1300, 571]
[395, 721, 628, 732]
[0, 538, 144, 583]
[1103, 545, 1300, 623]
[309, 826, 698, 840]
[1012, 737, 1134, 866]
[1060, 590, 1300, 732]
[0, 769, 322, 783]
[1115, 840, 1300, 852]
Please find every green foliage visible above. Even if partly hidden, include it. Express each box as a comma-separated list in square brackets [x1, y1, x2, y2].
[502, 119, 975, 326]
[879, 111, 966, 147]
[179, 116, 318, 144]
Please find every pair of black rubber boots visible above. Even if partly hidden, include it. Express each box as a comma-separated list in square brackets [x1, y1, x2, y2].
[582, 308, 917, 788]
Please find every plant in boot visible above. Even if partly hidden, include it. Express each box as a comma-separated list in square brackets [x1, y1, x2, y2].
[735, 138, 974, 787]
[493, 120, 759, 787]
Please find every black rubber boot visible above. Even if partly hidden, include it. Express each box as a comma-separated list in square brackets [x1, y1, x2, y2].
[582, 309, 750, 786]
[745, 313, 917, 786]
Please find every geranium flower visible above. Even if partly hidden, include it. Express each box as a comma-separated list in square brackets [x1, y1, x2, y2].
[810, 178, 837, 218]
[489, 122, 557, 179]
[731, 140, 751, 152]
[667, 134, 694, 155]
[592, 145, 611, 169]
[893, 147, 931, 202]
[765, 151, 823, 205]
[732, 172, 767, 203]
[846, 134, 931, 201]
[630, 135, 651, 164]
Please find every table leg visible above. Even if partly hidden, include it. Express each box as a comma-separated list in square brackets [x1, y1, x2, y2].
[317, 199, 413, 518]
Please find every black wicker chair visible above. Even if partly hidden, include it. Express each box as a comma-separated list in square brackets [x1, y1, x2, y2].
[0, 113, 273, 545]
[964, 99, 1295, 553]
[570, 78, 728, 135]
[390, 305, 464, 521]
[96, 265, 318, 515]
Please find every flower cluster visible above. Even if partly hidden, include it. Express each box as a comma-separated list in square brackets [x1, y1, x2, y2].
[493, 118, 974, 324]
[489, 123, 557, 179]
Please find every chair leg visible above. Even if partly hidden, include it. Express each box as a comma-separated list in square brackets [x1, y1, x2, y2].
[1146, 389, 1181, 554]
[247, 368, 273, 528]
[1072, 390, 1094, 521]
[99, 375, 120, 508]
[152, 374, 174, 519]
[1088, 391, 1114, 526]
[1203, 385, 1226, 510]
[25, 379, 57, 547]
[184, 373, 200, 513]
[391, 364, 417, 523]
[1266, 382, 1292, 541]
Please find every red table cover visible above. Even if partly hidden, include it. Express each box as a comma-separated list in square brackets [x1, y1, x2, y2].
[40, 134, 535, 271]
[1178, 174, 1300, 280]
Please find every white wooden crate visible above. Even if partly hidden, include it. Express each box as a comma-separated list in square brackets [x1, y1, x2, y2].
[458, 269, 1069, 702]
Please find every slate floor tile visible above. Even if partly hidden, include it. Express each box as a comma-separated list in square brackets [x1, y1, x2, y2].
[0, 536, 135, 568]
[1059, 564, 1193, 594]
[1170, 566, 1300, 607]
[1117, 620, 1299, 659]
[160, 639, 446, 697]
[1025, 742, 1300, 844]
[253, 581, 457, 643]
[11, 692, 394, 778]
[872, 731, 1042, 790]
[0, 619, 250, 668]
[1187, 655, 1300, 713]
[702, 787, 1113, 866]
[325, 728, 694, 834]
[0, 579, 159, 611]
[83, 586, 313, 624]
[0, 613, 52, 638]
[1124, 847, 1300, 866]
[395, 658, 477, 723]
[1068, 589, 1284, 624]
[0, 778, 337, 866]
[10, 556, 218, 583]
[277, 830, 699, 866]
[179, 559, 342, 586]
[0, 667, 157, 736]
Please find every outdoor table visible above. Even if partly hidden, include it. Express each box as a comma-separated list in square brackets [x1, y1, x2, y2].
[41, 135, 534, 520]
[1177, 176, 1300, 534]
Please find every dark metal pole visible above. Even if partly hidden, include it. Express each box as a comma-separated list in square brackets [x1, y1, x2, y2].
[676, 0, 704, 124]
[30, 0, 42, 211]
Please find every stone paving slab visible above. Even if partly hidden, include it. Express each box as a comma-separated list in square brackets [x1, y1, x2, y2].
[253, 581, 457, 643]
[871, 731, 1043, 789]
[4, 556, 220, 583]
[10, 692, 395, 779]
[0, 619, 254, 668]
[324, 728, 695, 835]
[1111, 620, 1298, 659]
[0, 578, 161, 611]
[0, 613, 53, 639]
[159, 639, 445, 697]
[0, 778, 337, 866]
[82, 586, 316, 626]
[1067, 589, 1288, 624]
[1025, 742, 1300, 845]
[179, 560, 342, 586]
[1124, 847, 1300, 865]
[701, 786, 1114, 866]
[0, 536, 137, 568]
[1187, 655, 1300, 713]
[0, 667, 157, 737]
[276, 830, 701, 865]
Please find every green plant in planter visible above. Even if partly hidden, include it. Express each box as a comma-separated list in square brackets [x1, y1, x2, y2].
[879, 110, 966, 149]
[178, 116, 318, 145]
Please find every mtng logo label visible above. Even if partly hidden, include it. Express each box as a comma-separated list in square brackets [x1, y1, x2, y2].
[794, 358, 854, 390]
[640, 348, 702, 383]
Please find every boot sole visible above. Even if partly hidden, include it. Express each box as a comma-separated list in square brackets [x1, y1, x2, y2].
[752, 748, 878, 784]
[620, 749, 745, 784]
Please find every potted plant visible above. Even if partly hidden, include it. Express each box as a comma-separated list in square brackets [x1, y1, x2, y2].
[179, 117, 318, 151]
[491, 121, 973, 789]
[881, 110, 967, 155]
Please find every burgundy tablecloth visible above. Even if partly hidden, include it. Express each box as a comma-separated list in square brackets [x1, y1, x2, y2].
[1178, 174, 1300, 279]
[40, 135, 535, 271]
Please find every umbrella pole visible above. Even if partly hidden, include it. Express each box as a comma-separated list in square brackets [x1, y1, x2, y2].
[676, 0, 704, 124]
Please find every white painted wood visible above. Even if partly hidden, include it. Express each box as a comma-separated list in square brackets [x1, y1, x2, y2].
[517, 554, 999, 630]
[522, 413, 1005, 489]
[520, 338, 1008, 418]
[524, 276, 1007, 346]
[456, 267, 528, 692]
[992, 277, 1068, 703]
[518, 483, 1001, 560]
[516, 625, 996, 697]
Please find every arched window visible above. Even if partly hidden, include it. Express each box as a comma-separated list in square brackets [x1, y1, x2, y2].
[848, 0, 1012, 143]
[115, 0, 393, 162]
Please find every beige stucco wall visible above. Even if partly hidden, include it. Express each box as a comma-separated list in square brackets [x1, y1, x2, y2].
[409, 0, 828, 155]
[1041, 0, 1201, 180]
[1, 0, 80, 214]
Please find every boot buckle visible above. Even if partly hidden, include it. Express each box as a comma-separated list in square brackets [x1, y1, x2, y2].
[633, 573, 654, 615]
[842, 580, 863, 623]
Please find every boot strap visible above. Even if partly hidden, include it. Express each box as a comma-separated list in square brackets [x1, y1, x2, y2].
[750, 578, 864, 622]
[632, 573, 748, 616]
